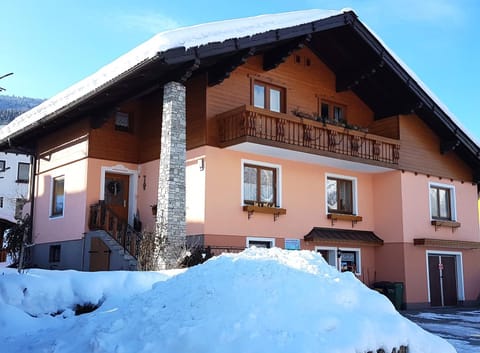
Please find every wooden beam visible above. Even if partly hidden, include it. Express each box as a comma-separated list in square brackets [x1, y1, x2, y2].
[336, 60, 384, 92]
[208, 48, 256, 86]
[440, 139, 460, 154]
[263, 35, 311, 71]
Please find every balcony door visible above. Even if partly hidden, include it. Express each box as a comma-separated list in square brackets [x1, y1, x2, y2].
[104, 172, 130, 222]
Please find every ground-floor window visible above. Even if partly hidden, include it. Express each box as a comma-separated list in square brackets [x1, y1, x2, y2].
[49, 244, 61, 263]
[246, 237, 275, 248]
[316, 246, 361, 274]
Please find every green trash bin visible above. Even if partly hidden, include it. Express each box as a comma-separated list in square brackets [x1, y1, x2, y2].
[373, 281, 403, 310]
[392, 282, 404, 310]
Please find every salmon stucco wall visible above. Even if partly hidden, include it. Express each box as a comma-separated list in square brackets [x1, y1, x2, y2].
[401, 172, 480, 243]
[202, 146, 377, 240]
[33, 159, 88, 244]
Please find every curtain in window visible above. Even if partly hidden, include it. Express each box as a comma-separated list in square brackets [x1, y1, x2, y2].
[244, 166, 257, 203]
[260, 169, 274, 203]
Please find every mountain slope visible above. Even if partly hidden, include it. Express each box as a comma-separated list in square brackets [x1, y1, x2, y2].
[0, 95, 44, 125]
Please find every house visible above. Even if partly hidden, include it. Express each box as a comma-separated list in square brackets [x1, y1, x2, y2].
[0, 151, 31, 262]
[1, 9, 479, 308]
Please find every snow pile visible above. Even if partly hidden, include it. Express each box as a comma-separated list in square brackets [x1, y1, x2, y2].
[0, 248, 455, 353]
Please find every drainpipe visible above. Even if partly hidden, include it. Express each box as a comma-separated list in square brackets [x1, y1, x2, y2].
[17, 151, 36, 272]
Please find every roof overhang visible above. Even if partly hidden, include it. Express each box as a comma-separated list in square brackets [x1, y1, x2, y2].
[304, 227, 384, 246]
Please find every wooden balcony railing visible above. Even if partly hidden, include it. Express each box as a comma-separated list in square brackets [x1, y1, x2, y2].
[89, 201, 142, 258]
[217, 105, 400, 165]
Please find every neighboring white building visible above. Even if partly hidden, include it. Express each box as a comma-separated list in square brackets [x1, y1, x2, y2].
[0, 151, 30, 223]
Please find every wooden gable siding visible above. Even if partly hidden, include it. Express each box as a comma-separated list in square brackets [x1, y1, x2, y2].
[368, 116, 400, 140]
[398, 114, 471, 180]
[89, 100, 141, 163]
[187, 73, 207, 149]
[137, 91, 162, 163]
[37, 119, 90, 156]
[206, 47, 375, 145]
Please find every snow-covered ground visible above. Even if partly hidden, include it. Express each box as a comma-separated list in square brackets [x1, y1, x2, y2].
[0, 248, 454, 353]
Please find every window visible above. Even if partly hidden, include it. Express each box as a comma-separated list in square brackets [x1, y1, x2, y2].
[0, 160, 5, 172]
[0, 197, 3, 208]
[339, 249, 360, 273]
[51, 176, 65, 217]
[316, 247, 338, 267]
[429, 183, 456, 221]
[17, 163, 30, 183]
[316, 247, 361, 274]
[243, 163, 278, 206]
[115, 111, 133, 132]
[253, 81, 285, 113]
[49, 245, 61, 263]
[326, 175, 357, 215]
[320, 100, 346, 123]
[247, 237, 275, 248]
[15, 198, 25, 219]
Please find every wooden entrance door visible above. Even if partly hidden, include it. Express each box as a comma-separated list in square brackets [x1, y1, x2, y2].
[104, 173, 129, 222]
[89, 237, 111, 271]
[428, 254, 458, 306]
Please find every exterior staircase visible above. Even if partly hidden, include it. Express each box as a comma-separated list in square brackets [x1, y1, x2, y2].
[88, 201, 142, 271]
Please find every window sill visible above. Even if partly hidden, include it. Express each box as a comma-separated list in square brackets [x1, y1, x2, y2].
[327, 213, 363, 227]
[431, 220, 461, 232]
[243, 205, 286, 221]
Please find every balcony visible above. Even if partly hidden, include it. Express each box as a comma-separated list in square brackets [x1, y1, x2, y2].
[217, 105, 400, 166]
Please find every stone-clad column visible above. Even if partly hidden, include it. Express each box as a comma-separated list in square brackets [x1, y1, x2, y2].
[155, 81, 186, 269]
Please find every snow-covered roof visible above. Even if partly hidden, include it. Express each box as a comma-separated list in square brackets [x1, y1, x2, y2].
[0, 8, 479, 165]
[0, 9, 344, 143]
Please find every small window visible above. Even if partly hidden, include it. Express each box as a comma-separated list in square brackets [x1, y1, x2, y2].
[316, 247, 338, 267]
[115, 111, 132, 132]
[316, 247, 361, 274]
[0, 197, 3, 208]
[326, 175, 356, 215]
[49, 245, 61, 263]
[339, 249, 361, 273]
[252, 81, 285, 113]
[243, 163, 278, 206]
[319, 100, 346, 123]
[430, 183, 456, 221]
[17, 163, 30, 183]
[51, 176, 65, 217]
[0, 160, 5, 172]
[247, 237, 275, 248]
[15, 198, 25, 219]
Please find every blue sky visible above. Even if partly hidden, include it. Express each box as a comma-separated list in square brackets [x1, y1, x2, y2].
[1, 0, 479, 140]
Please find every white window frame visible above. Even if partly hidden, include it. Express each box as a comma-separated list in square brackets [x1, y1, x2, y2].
[315, 246, 338, 268]
[428, 182, 456, 221]
[425, 250, 464, 303]
[315, 246, 361, 275]
[241, 159, 282, 207]
[325, 173, 358, 215]
[50, 175, 65, 219]
[246, 237, 276, 248]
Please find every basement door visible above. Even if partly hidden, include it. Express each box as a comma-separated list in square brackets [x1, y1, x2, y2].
[428, 254, 458, 307]
[104, 173, 130, 222]
[89, 237, 111, 271]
